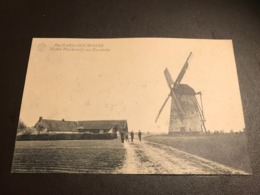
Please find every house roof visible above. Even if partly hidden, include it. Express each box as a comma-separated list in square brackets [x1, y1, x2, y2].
[35, 118, 128, 131]
[77, 120, 128, 130]
[36, 119, 78, 131]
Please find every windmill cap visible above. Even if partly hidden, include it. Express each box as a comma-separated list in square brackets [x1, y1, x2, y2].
[174, 84, 196, 95]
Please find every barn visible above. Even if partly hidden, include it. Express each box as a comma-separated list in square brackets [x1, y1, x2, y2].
[34, 117, 128, 134]
[77, 120, 128, 134]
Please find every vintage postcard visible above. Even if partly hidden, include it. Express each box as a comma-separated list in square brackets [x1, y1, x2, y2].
[12, 38, 251, 174]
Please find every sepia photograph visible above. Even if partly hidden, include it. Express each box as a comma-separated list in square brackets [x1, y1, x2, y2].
[12, 38, 251, 174]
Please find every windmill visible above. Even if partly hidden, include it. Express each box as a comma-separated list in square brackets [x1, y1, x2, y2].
[155, 52, 207, 134]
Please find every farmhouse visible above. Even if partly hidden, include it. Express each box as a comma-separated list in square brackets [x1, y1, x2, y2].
[35, 117, 128, 134]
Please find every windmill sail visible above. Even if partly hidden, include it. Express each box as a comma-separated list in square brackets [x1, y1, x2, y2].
[164, 68, 174, 89]
[155, 90, 184, 123]
[171, 89, 184, 118]
[155, 94, 171, 122]
[174, 52, 192, 86]
[164, 67, 184, 118]
[155, 67, 184, 123]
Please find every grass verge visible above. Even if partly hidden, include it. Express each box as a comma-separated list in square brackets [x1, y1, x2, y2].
[144, 133, 252, 173]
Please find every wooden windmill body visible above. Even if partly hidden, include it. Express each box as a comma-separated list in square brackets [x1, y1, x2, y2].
[155, 53, 206, 134]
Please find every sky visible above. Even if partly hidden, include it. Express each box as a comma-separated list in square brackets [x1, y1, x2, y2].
[19, 38, 245, 133]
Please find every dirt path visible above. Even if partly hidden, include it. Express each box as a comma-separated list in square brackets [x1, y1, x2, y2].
[117, 138, 248, 174]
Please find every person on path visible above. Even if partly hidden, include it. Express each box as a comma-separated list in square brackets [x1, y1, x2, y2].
[120, 132, 125, 143]
[130, 130, 134, 142]
[138, 130, 142, 141]
[125, 132, 129, 142]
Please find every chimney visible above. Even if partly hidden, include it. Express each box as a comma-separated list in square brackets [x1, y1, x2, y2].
[62, 119, 65, 121]
[39, 116, 42, 122]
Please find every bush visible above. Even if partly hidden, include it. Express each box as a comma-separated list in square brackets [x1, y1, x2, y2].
[21, 128, 33, 135]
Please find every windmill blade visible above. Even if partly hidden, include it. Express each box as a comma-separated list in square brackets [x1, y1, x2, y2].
[171, 90, 184, 118]
[155, 93, 171, 123]
[174, 52, 192, 87]
[164, 68, 174, 89]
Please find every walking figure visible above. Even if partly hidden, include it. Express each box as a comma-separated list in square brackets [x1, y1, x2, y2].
[125, 132, 129, 142]
[130, 130, 134, 142]
[138, 130, 142, 141]
[120, 132, 125, 143]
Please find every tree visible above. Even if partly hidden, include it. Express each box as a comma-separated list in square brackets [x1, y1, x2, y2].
[17, 120, 27, 132]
